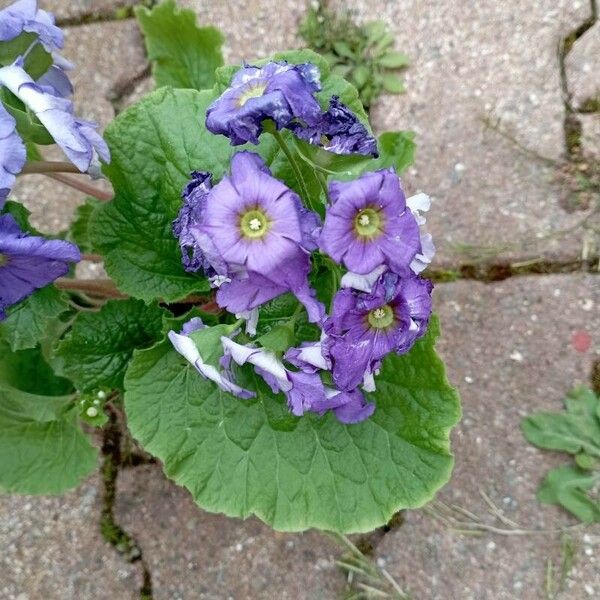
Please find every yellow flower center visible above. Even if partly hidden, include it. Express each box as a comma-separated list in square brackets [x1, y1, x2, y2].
[0, 253, 8, 267]
[237, 83, 267, 107]
[240, 208, 270, 239]
[367, 304, 395, 329]
[354, 207, 384, 239]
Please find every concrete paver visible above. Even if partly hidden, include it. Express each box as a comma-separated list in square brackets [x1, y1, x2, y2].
[375, 273, 600, 599]
[566, 21, 600, 109]
[330, 0, 597, 262]
[115, 465, 345, 600]
[0, 477, 139, 600]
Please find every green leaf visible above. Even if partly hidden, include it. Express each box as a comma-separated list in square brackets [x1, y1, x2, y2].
[537, 466, 600, 523]
[124, 315, 461, 533]
[521, 390, 600, 458]
[1, 199, 34, 231]
[294, 130, 415, 181]
[90, 87, 234, 302]
[351, 65, 370, 89]
[575, 452, 600, 470]
[0, 286, 69, 351]
[0, 32, 52, 78]
[135, 0, 224, 90]
[0, 340, 73, 397]
[381, 74, 405, 94]
[370, 131, 416, 173]
[55, 298, 165, 392]
[378, 51, 410, 69]
[256, 323, 296, 353]
[1, 89, 54, 145]
[188, 323, 236, 367]
[0, 389, 97, 495]
[333, 41, 355, 59]
[68, 198, 101, 253]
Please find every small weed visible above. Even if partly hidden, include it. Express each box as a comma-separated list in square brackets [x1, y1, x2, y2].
[521, 387, 600, 523]
[299, 1, 408, 111]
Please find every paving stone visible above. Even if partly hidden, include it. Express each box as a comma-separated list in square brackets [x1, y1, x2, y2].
[565, 21, 600, 109]
[114, 464, 346, 600]
[0, 476, 139, 600]
[374, 273, 600, 599]
[324, 0, 597, 263]
[179, 0, 303, 64]
[10, 20, 145, 234]
[581, 113, 600, 157]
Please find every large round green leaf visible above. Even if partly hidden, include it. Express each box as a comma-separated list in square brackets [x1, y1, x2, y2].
[124, 316, 460, 533]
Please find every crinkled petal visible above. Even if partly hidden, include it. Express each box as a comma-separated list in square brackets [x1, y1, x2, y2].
[290, 96, 378, 157]
[284, 342, 330, 373]
[168, 330, 254, 399]
[0, 63, 109, 172]
[340, 265, 387, 293]
[285, 370, 327, 416]
[206, 61, 322, 145]
[221, 337, 290, 390]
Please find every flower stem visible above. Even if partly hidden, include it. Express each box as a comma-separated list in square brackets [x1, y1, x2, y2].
[21, 160, 81, 174]
[55, 278, 127, 299]
[270, 129, 312, 207]
[46, 173, 113, 201]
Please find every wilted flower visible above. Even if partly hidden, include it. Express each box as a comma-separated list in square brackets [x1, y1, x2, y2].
[0, 60, 110, 173]
[221, 337, 374, 423]
[291, 96, 378, 156]
[172, 170, 227, 275]
[0, 0, 63, 52]
[0, 104, 26, 209]
[0, 213, 80, 320]
[168, 317, 255, 399]
[405, 192, 435, 274]
[319, 168, 421, 274]
[206, 61, 322, 145]
[323, 271, 433, 391]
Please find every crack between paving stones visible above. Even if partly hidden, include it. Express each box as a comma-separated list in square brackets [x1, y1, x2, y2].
[101, 404, 154, 600]
[107, 65, 151, 117]
[427, 256, 599, 284]
[558, 0, 599, 158]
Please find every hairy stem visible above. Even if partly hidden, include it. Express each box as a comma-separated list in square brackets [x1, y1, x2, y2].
[47, 173, 113, 201]
[270, 129, 313, 207]
[55, 278, 127, 299]
[20, 160, 81, 174]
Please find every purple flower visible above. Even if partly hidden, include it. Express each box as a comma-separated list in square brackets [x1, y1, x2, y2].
[221, 337, 374, 423]
[0, 103, 26, 209]
[0, 0, 63, 52]
[320, 168, 421, 275]
[0, 214, 80, 320]
[323, 271, 433, 391]
[206, 61, 322, 145]
[168, 318, 254, 399]
[180, 151, 324, 322]
[0, 61, 110, 173]
[291, 96, 378, 156]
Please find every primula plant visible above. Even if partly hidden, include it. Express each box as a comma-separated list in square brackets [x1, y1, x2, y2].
[0, 0, 461, 533]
